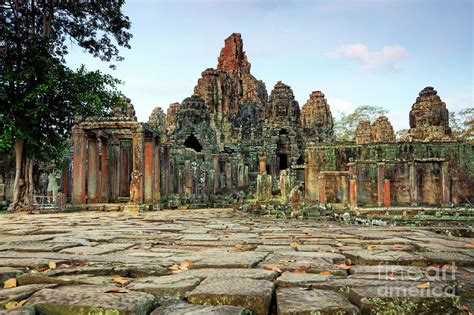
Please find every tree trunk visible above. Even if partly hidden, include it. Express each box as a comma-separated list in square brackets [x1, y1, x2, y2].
[10, 138, 24, 210]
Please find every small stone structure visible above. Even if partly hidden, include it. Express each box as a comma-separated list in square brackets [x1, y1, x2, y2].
[355, 116, 396, 144]
[71, 99, 160, 207]
[301, 91, 334, 142]
[409, 87, 451, 141]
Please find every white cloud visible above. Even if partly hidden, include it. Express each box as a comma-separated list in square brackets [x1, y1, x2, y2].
[328, 98, 355, 116]
[328, 43, 408, 71]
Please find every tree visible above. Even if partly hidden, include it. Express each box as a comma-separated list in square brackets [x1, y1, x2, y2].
[1, 1, 132, 210]
[396, 129, 410, 142]
[451, 108, 474, 142]
[334, 105, 388, 142]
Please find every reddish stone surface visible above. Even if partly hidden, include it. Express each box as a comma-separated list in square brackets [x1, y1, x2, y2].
[384, 179, 391, 207]
[72, 128, 87, 205]
[100, 141, 109, 202]
[217, 33, 251, 74]
[144, 140, 154, 204]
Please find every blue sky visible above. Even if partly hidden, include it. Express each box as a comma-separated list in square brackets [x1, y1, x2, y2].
[66, 0, 473, 131]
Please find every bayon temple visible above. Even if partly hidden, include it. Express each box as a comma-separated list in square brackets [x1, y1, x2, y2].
[2, 33, 473, 211]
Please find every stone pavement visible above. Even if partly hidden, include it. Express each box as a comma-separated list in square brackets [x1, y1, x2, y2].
[0, 208, 472, 314]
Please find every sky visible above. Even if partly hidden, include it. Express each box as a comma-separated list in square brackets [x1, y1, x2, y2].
[65, 0, 473, 131]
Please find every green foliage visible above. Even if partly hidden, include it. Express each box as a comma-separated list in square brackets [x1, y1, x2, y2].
[1, 0, 131, 164]
[334, 105, 388, 142]
[451, 109, 474, 142]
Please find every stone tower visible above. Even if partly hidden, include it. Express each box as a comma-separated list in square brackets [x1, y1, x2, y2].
[194, 33, 267, 148]
[409, 87, 451, 141]
[301, 91, 334, 142]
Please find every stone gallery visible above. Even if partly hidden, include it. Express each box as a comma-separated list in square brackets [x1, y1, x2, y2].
[68, 33, 474, 210]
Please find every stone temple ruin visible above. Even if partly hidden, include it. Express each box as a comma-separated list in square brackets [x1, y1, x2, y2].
[28, 33, 474, 210]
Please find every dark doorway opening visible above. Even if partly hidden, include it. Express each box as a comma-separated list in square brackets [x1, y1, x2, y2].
[279, 154, 288, 170]
[279, 128, 288, 135]
[184, 134, 202, 152]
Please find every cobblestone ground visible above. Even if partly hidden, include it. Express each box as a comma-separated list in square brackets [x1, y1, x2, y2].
[0, 208, 473, 314]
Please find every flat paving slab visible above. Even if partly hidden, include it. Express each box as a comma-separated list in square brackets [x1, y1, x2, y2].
[187, 277, 275, 315]
[0, 208, 472, 314]
[277, 287, 359, 314]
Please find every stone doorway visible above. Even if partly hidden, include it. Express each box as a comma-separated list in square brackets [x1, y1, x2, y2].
[184, 134, 203, 152]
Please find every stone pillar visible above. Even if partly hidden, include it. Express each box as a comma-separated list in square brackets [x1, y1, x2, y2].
[349, 177, 358, 207]
[451, 177, 459, 206]
[87, 137, 100, 203]
[111, 140, 120, 202]
[441, 162, 450, 205]
[183, 160, 192, 199]
[341, 175, 348, 204]
[153, 141, 160, 204]
[143, 139, 154, 204]
[132, 130, 144, 203]
[377, 163, 385, 207]
[100, 139, 109, 203]
[409, 162, 418, 206]
[384, 179, 391, 207]
[318, 174, 326, 204]
[258, 156, 267, 175]
[212, 154, 220, 194]
[119, 141, 131, 197]
[243, 165, 249, 187]
[225, 159, 232, 190]
[305, 167, 319, 203]
[237, 160, 245, 189]
[72, 127, 87, 205]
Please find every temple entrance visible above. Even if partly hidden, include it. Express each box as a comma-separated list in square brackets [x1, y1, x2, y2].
[278, 154, 288, 170]
[184, 134, 202, 152]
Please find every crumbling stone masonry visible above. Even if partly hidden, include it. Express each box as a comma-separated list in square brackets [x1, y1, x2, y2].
[71, 100, 160, 207]
[65, 34, 473, 210]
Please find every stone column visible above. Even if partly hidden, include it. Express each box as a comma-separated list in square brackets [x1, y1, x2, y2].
[72, 127, 87, 205]
[87, 137, 100, 203]
[212, 154, 220, 194]
[132, 130, 144, 203]
[111, 139, 120, 202]
[451, 177, 459, 206]
[119, 141, 131, 197]
[225, 159, 232, 190]
[409, 162, 418, 206]
[349, 177, 358, 207]
[377, 163, 385, 207]
[318, 174, 326, 204]
[441, 162, 450, 205]
[258, 156, 267, 175]
[384, 179, 391, 207]
[153, 141, 161, 204]
[341, 175, 348, 204]
[100, 139, 109, 203]
[143, 139, 154, 204]
[237, 159, 245, 189]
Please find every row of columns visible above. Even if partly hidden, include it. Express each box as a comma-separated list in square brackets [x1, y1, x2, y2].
[305, 160, 452, 207]
[72, 126, 160, 205]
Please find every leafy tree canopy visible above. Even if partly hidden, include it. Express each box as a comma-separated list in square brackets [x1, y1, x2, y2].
[1, 0, 132, 163]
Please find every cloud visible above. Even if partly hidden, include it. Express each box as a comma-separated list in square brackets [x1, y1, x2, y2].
[328, 43, 408, 70]
[328, 98, 355, 116]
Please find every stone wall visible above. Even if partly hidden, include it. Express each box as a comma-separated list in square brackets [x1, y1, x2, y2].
[305, 142, 474, 207]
